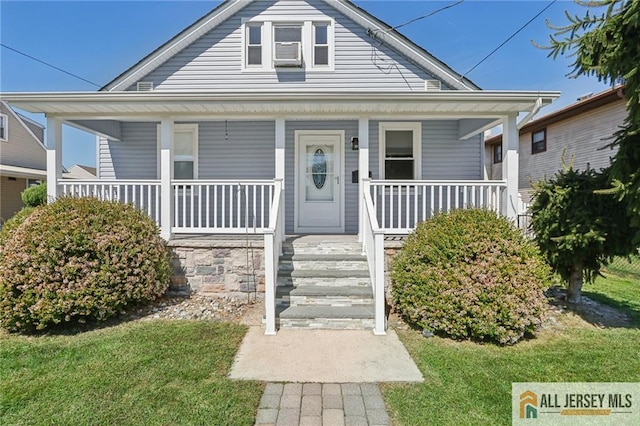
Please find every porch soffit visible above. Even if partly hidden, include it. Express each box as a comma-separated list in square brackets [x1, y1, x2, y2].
[2, 91, 560, 119]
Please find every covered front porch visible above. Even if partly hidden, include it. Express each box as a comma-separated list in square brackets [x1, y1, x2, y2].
[4, 90, 559, 335]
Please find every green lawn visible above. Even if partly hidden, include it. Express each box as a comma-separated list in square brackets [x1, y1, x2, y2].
[0, 321, 263, 425]
[383, 270, 640, 425]
[583, 265, 640, 324]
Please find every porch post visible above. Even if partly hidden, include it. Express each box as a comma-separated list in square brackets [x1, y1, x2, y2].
[45, 116, 62, 202]
[160, 118, 174, 241]
[275, 118, 285, 239]
[358, 118, 369, 242]
[502, 113, 519, 220]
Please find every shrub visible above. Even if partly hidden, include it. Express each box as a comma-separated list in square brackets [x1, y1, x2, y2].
[21, 183, 47, 207]
[391, 209, 551, 345]
[0, 197, 170, 332]
[0, 207, 35, 246]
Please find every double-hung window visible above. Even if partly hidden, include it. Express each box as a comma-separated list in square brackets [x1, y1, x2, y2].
[0, 114, 7, 141]
[532, 129, 546, 154]
[157, 124, 198, 179]
[313, 23, 329, 66]
[380, 122, 422, 180]
[246, 24, 263, 66]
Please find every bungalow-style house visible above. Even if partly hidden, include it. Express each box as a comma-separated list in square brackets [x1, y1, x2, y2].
[2, 0, 558, 335]
[485, 85, 626, 202]
[0, 101, 46, 222]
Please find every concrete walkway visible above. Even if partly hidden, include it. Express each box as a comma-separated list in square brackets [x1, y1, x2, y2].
[255, 382, 390, 426]
[230, 327, 423, 383]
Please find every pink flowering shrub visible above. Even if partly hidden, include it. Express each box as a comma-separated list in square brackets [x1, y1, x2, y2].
[391, 209, 551, 345]
[0, 197, 170, 332]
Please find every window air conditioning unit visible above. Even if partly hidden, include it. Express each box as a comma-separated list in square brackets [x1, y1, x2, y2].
[274, 42, 302, 67]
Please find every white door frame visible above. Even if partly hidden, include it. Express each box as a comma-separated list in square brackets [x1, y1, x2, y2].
[294, 130, 345, 233]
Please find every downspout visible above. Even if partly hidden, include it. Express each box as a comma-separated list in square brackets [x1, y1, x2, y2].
[517, 97, 542, 129]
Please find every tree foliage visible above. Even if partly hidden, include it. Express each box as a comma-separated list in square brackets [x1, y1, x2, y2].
[530, 166, 634, 302]
[546, 0, 640, 241]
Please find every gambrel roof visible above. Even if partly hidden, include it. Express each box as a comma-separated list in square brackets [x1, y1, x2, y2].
[101, 0, 479, 92]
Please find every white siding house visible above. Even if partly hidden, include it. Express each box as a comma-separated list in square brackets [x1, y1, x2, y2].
[3, 0, 559, 334]
[486, 86, 626, 202]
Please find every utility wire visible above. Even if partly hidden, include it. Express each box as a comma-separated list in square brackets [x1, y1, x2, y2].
[1, 43, 102, 88]
[460, 0, 557, 80]
[374, 0, 465, 35]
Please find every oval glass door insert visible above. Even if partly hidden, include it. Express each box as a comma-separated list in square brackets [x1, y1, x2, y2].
[312, 148, 327, 189]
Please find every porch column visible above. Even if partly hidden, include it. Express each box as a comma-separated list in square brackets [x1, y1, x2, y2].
[358, 118, 370, 242]
[502, 113, 519, 221]
[160, 118, 174, 241]
[275, 118, 285, 234]
[45, 116, 62, 202]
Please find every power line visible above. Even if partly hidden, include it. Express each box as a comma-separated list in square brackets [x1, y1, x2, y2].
[460, 0, 558, 80]
[1, 43, 102, 88]
[390, 0, 465, 32]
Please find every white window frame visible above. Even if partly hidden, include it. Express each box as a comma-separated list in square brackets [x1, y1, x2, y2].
[0, 114, 8, 141]
[244, 22, 264, 68]
[156, 123, 199, 179]
[241, 17, 334, 72]
[379, 122, 422, 180]
[312, 22, 333, 69]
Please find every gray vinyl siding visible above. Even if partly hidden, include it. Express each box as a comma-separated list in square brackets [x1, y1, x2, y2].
[102, 123, 158, 179]
[100, 121, 276, 180]
[0, 103, 46, 171]
[130, 0, 445, 92]
[198, 121, 275, 179]
[285, 120, 359, 234]
[369, 120, 482, 180]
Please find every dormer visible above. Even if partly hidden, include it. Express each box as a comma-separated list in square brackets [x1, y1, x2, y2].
[242, 18, 334, 71]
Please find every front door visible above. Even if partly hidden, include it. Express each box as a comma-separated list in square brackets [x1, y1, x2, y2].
[295, 131, 344, 233]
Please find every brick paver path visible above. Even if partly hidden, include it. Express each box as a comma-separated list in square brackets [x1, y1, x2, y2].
[255, 382, 391, 426]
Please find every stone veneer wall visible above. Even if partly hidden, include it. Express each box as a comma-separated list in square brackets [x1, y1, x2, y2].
[167, 238, 265, 297]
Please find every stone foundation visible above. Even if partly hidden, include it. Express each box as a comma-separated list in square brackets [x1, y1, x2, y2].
[167, 237, 265, 297]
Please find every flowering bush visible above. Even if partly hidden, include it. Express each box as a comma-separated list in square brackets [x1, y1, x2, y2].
[0, 197, 170, 332]
[0, 207, 35, 246]
[391, 209, 551, 345]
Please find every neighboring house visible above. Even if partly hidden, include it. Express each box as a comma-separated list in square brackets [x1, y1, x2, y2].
[63, 164, 97, 179]
[0, 101, 46, 222]
[3, 0, 558, 334]
[485, 86, 626, 202]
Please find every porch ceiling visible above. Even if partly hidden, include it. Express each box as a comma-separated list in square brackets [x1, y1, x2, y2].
[2, 90, 560, 118]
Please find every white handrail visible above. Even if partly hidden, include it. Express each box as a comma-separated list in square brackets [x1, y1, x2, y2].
[263, 179, 284, 335]
[59, 179, 161, 225]
[369, 179, 507, 233]
[362, 179, 386, 335]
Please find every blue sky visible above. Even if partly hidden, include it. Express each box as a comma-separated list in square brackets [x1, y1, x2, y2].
[1, 0, 610, 168]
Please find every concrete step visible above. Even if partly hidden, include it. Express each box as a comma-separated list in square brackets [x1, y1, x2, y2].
[276, 285, 373, 307]
[278, 305, 375, 330]
[278, 255, 369, 271]
[277, 275, 372, 288]
[281, 242, 363, 256]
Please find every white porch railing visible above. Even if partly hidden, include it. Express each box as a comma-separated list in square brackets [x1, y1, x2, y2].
[171, 180, 278, 234]
[59, 179, 161, 224]
[362, 180, 386, 335]
[369, 179, 507, 234]
[263, 179, 285, 335]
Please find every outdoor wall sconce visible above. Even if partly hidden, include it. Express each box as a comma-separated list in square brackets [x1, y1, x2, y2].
[351, 136, 359, 151]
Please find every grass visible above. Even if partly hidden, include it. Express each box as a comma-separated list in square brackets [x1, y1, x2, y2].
[383, 268, 640, 425]
[0, 321, 263, 426]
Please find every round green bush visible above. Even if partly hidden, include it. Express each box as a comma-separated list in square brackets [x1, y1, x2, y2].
[391, 209, 551, 345]
[21, 183, 47, 207]
[0, 197, 170, 332]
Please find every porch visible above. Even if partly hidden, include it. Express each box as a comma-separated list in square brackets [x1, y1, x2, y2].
[53, 177, 508, 335]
